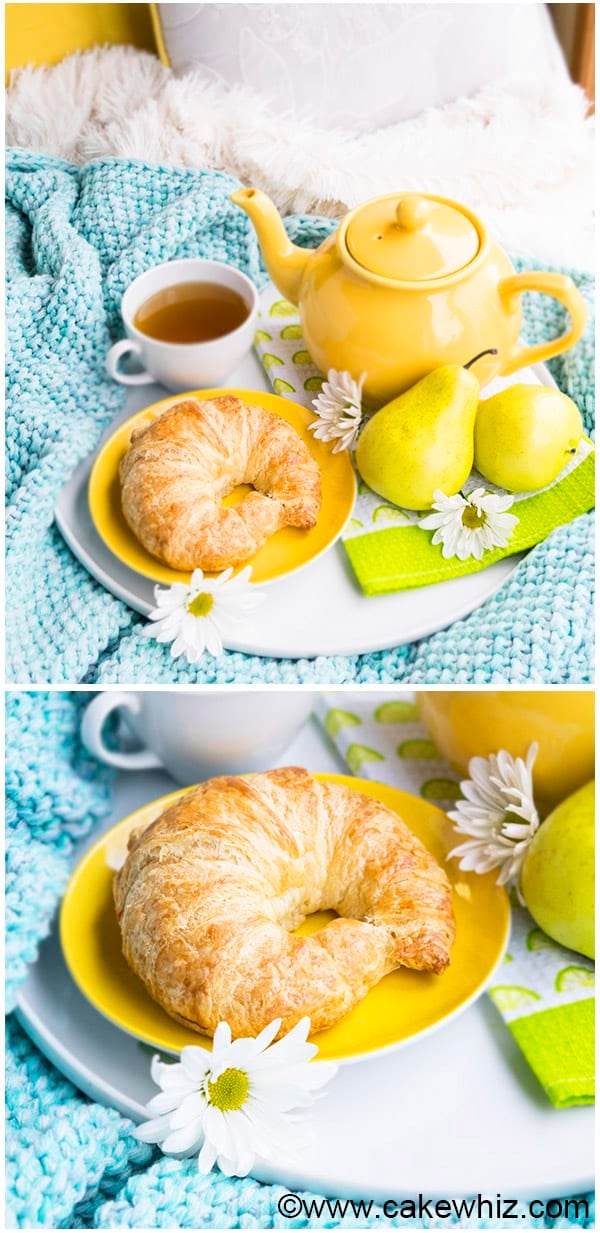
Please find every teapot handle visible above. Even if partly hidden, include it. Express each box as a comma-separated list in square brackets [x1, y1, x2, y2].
[498, 271, 587, 375]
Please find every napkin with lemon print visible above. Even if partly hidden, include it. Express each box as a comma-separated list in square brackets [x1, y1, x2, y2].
[255, 285, 595, 595]
[317, 692, 594, 1108]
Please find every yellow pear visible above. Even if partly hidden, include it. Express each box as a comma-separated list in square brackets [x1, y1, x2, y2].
[521, 781, 595, 959]
[355, 350, 496, 511]
[474, 385, 583, 493]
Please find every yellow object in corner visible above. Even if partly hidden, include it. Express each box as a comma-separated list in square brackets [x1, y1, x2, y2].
[5, 3, 156, 80]
[418, 691, 595, 815]
[149, 2, 169, 66]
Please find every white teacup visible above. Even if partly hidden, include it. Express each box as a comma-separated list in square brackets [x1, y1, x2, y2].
[81, 690, 315, 785]
[105, 258, 258, 392]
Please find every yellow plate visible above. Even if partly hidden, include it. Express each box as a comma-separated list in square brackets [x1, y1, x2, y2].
[60, 775, 509, 1064]
[88, 389, 356, 585]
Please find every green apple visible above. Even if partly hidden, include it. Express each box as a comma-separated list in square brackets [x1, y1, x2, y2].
[521, 780, 594, 959]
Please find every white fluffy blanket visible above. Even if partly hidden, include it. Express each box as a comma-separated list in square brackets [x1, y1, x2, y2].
[6, 45, 594, 269]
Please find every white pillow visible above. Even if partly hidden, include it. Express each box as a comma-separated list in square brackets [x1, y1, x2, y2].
[156, 2, 568, 132]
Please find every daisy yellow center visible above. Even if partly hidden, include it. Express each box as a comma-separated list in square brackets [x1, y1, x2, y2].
[207, 1068, 249, 1111]
[187, 592, 214, 618]
[462, 506, 486, 530]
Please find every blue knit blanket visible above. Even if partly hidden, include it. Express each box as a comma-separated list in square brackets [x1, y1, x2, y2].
[5, 693, 595, 1228]
[6, 149, 595, 684]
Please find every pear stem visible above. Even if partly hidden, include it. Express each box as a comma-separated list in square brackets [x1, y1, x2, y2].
[464, 348, 498, 370]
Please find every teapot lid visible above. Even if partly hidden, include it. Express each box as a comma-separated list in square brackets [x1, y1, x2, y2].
[344, 193, 480, 281]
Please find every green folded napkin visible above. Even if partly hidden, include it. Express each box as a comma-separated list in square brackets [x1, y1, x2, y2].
[316, 691, 595, 1108]
[489, 905, 595, 1108]
[255, 286, 595, 595]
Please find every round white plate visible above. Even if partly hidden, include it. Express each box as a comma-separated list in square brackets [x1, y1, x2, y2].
[53, 351, 535, 660]
[15, 722, 594, 1202]
[16, 927, 594, 1202]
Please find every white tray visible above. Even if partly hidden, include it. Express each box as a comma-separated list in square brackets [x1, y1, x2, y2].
[15, 714, 594, 1202]
[53, 352, 551, 660]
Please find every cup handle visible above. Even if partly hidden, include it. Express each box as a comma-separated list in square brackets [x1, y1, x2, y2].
[106, 339, 156, 385]
[81, 692, 163, 771]
[498, 271, 587, 375]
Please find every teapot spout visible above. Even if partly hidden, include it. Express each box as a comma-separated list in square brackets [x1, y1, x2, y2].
[231, 187, 310, 306]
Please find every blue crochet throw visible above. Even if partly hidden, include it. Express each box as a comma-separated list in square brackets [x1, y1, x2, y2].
[5, 693, 595, 1228]
[5, 148, 595, 683]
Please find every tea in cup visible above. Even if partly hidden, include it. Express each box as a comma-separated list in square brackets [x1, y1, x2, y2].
[105, 258, 258, 392]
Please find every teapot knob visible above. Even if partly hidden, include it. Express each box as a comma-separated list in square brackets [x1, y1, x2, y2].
[395, 196, 431, 232]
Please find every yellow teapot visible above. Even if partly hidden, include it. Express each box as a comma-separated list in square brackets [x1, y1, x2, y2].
[418, 691, 594, 816]
[232, 188, 587, 405]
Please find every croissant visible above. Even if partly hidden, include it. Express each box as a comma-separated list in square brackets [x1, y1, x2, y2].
[119, 396, 322, 571]
[114, 768, 456, 1039]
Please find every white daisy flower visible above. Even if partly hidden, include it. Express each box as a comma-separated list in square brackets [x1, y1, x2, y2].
[143, 567, 264, 663]
[420, 488, 518, 560]
[309, 368, 365, 453]
[134, 1018, 338, 1178]
[448, 744, 540, 886]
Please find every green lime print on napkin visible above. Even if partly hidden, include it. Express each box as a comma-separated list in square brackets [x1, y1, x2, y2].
[304, 376, 325, 391]
[280, 324, 303, 340]
[503, 953, 514, 963]
[345, 744, 385, 774]
[269, 298, 297, 317]
[254, 328, 272, 344]
[292, 349, 313, 365]
[262, 353, 284, 370]
[358, 479, 372, 496]
[372, 505, 409, 524]
[397, 739, 439, 760]
[526, 927, 562, 953]
[324, 708, 362, 739]
[348, 518, 364, 531]
[489, 986, 542, 1013]
[555, 966, 595, 993]
[272, 378, 296, 395]
[374, 700, 419, 722]
[421, 778, 462, 801]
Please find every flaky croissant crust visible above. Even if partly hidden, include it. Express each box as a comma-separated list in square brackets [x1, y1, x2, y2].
[119, 396, 322, 571]
[114, 768, 456, 1039]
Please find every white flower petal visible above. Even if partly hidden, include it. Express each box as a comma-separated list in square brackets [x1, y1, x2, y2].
[212, 1022, 233, 1053]
[162, 1121, 205, 1154]
[179, 1046, 211, 1080]
[203, 617, 224, 658]
[169, 1092, 207, 1129]
[151, 583, 189, 611]
[310, 367, 364, 450]
[145, 1087, 195, 1116]
[198, 1138, 217, 1175]
[447, 745, 538, 886]
[210, 567, 235, 589]
[252, 1018, 283, 1054]
[203, 1104, 230, 1154]
[133, 1112, 175, 1144]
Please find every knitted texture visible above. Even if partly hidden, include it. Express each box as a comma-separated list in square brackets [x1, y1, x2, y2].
[6, 148, 595, 684]
[5, 693, 595, 1228]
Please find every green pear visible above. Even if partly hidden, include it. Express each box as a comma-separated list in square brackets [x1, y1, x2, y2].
[521, 780, 595, 959]
[355, 350, 497, 511]
[474, 385, 583, 493]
